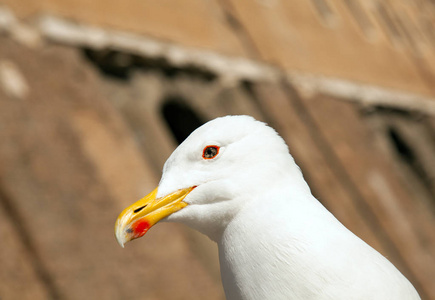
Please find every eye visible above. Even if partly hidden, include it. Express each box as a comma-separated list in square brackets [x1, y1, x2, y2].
[202, 145, 219, 159]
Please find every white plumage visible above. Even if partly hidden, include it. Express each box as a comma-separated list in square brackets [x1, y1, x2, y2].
[122, 115, 421, 300]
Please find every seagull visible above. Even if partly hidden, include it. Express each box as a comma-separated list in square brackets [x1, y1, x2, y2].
[115, 115, 420, 300]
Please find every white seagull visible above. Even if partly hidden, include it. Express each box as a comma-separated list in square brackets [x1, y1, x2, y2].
[115, 115, 420, 300]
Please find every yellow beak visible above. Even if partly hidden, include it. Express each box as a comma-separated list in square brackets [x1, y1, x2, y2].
[115, 186, 194, 247]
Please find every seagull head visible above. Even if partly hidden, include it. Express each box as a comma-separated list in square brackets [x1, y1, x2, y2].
[115, 115, 306, 246]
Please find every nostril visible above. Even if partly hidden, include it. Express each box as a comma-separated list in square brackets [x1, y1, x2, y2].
[134, 205, 147, 213]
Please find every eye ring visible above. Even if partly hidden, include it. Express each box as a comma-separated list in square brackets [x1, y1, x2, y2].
[202, 145, 220, 159]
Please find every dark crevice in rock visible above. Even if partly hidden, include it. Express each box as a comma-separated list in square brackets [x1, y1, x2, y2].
[82, 48, 218, 82]
[161, 97, 205, 144]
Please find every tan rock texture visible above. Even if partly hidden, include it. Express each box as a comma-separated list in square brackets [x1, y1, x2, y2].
[0, 38, 224, 300]
[1, 0, 434, 96]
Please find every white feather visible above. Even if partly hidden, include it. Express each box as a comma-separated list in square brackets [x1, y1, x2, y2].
[159, 115, 420, 300]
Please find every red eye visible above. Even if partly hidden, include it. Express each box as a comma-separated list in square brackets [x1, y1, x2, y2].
[202, 145, 219, 159]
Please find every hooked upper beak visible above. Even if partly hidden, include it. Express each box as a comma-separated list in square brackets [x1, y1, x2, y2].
[115, 186, 194, 247]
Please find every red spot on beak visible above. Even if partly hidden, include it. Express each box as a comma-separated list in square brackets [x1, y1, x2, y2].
[132, 220, 150, 238]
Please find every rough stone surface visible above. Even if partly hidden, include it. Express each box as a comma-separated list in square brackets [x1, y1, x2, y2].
[0, 203, 49, 300]
[228, 0, 435, 96]
[0, 37, 225, 300]
[1, 0, 434, 97]
[0, 0, 247, 57]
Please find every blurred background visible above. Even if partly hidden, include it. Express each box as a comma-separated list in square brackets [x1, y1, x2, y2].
[0, 0, 434, 299]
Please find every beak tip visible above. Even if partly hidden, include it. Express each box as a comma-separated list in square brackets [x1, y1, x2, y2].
[115, 227, 127, 248]
[116, 235, 126, 248]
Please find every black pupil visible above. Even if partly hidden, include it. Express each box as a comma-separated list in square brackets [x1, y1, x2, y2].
[205, 147, 217, 158]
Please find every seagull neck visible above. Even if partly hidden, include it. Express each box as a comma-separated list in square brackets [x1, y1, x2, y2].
[217, 179, 316, 299]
